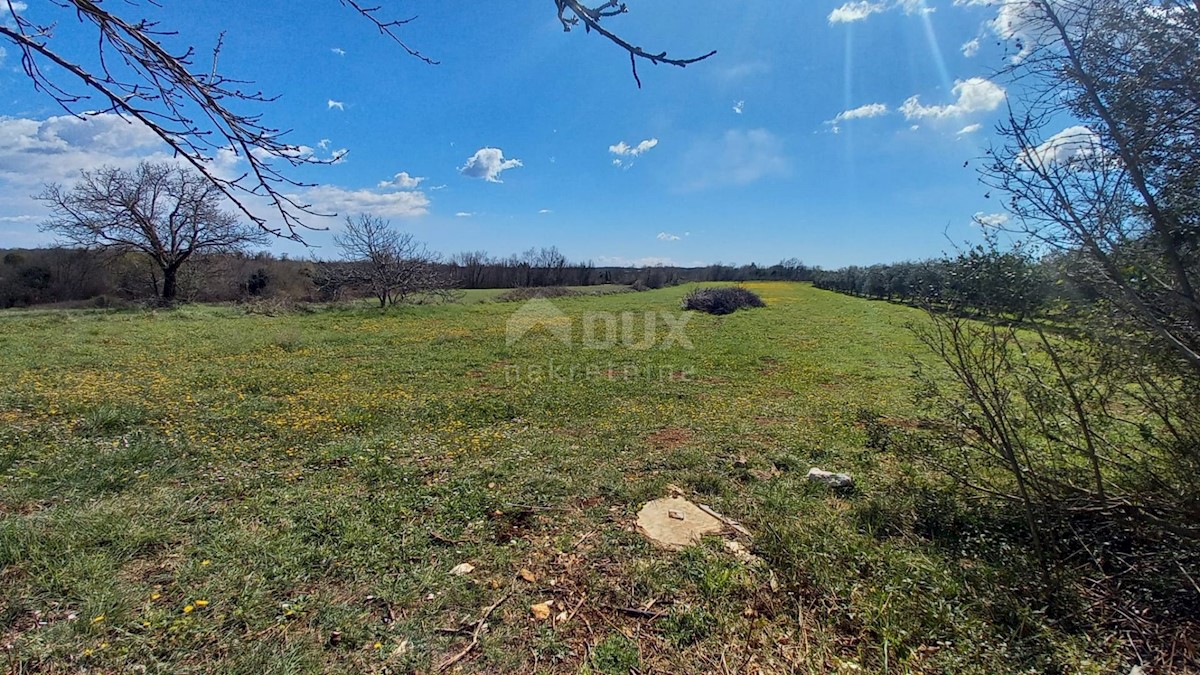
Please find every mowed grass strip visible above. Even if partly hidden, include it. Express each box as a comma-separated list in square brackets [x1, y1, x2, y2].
[0, 283, 1121, 673]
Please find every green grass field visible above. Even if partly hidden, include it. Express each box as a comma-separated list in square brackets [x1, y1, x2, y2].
[0, 283, 1123, 673]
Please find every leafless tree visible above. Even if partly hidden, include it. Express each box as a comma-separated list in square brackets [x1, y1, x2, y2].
[1, 1, 714, 240]
[37, 161, 268, 303]
[452, 250, 493, 289]
[984, 0, 1200, 373]
[912, 0, 1200, 563]
[323, 215, 454, 307]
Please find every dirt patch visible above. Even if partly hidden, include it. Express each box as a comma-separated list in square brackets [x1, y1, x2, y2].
[118, 554, 181, 586]
[645, 427, 693, 450]
[490, 508, 538, 544]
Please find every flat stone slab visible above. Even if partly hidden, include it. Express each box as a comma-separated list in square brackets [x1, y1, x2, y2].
[636, 496, 725, 550]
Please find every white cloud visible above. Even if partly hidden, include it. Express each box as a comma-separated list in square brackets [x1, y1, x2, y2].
[825, 102, 892, 130]
[609, 138, 659, 168]
[900, 77, 1006, 119]
[377, 171, 425, 189]
[0, 215, 37, 223]
[895, 0, 935, 15]
[0, 113, 429, 238]
[317, 138, 331, 150]
[303, 184, 429, 218]
[0, 113, 167, 187]
[538, 209, 553, 214]
[331, 47, 346, 56]
[657, 232, 681, 241]
[991, 0, 1041, 40]
[0, 46, 6, 67]
[681, 128, 788, 191]
[327, 99, 345, 111]
[1020, 125, 1104, 169]
[459, 147, 523, 183]
[834, 103, 890, 122]
[610, 138, 659, 157]
[829, 1, 887, 23]
[733, 100, 745, 115]
[830, 0, 932, 23]
[455, 212, 474, 218]
[961, 37, 981, 57]
[974, 212, 1010, 227]
[960, 0, 1073, 62]
[957, 123, 983, 135]
[827, 103, 889, 132]
[0, 113, 257, 238]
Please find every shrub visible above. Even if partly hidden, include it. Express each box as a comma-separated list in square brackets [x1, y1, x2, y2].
[681, 286, 765, 315]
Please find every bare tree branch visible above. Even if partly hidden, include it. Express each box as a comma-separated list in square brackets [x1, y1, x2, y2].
[1, 1, 714, 241]
[555, 0, 717, 88]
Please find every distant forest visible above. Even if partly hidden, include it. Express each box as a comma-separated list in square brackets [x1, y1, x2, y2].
[0, 247, 814, 308]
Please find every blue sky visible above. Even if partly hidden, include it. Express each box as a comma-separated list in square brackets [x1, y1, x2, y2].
[0, 0, 1025, 268]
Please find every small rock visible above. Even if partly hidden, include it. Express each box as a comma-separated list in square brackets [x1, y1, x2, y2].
[723, 540, 759, 564]
[519, 568, 537, 583]
[807, 467, 854, 489]
[530, 601, 553, 620]
[449, 562, 475, 576]
[668, 510, 685, 520]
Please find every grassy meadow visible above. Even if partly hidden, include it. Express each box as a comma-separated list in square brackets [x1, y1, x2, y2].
[0, 283, 1125, 673]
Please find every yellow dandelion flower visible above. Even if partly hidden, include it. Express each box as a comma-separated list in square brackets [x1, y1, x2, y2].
[91, 615, 105, 624]
[195, 599, 209, 607]
[201, 559, 211, 566]
[183, 605, 194, 613]
[373, 642, 383, 650]
[151, 593, 161, 600]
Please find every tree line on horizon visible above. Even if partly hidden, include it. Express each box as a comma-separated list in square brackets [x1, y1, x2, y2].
[0, 242, 817, 309]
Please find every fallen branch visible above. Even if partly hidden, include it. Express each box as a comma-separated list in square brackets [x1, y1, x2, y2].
[437, 590, 513, 672]
[598, 603, 668, 620]
[697, 503, 753, 538]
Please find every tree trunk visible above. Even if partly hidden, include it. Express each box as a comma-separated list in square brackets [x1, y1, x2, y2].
[161, 265, 179, 303]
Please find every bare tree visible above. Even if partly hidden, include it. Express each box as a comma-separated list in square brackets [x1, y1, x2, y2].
[911, 0, 1200, 559]
[984, 0, 1200, 372]
[324, 215, 453, 307]
[452, 250, 493, 289]
[1, 1, 714, 240]
[37, 161, 268, 303]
